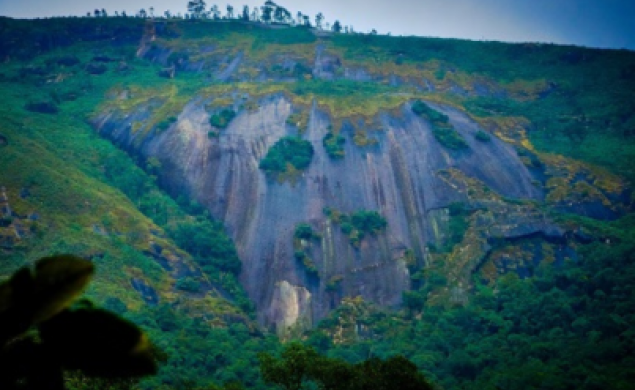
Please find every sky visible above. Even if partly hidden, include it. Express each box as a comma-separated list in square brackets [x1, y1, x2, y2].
[0, 0, 634, 50]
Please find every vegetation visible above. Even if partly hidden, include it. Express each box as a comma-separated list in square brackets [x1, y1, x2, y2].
[259, 342, 433, 390]
[259, 137, 314, 175]
[324, 208, 387, 246]
[294, 224, 313, 240]
[412, 100, 468, 150]
[474, 130, 491, 142]
[323, 132, 346, 159]
[1, 10, 635, 390]
[309, 219, 635, 390]
[0, 255, 158, 389]
[209, 108, 236, 129]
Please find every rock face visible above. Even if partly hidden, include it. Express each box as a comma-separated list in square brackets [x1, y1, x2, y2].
[94, 94, 546, 331]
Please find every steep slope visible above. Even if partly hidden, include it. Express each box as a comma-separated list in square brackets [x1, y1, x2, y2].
[2, 17, 634, 338]
[85, 20, 633, 334]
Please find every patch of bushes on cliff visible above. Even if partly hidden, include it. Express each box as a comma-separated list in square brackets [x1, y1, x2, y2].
[412, 100, 468, 150]
[294, 223, 314, 240]
[324, 208, 387, 247]
[259, 136, 314, 174]
[428, 202, 470, 254]
[209, 108, 236, 129]
[474, 130, 491, 142]
[323, 131, 346, 159]
[157, 116, 178, 131]
[294, 224, 319, 276]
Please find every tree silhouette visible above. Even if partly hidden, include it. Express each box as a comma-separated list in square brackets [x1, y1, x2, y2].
[259, 343, 434, 390]
[261, 3, 273, 23]
[242, 5, 249, 20]
[187, 0, 207, 19]
[315, 12, 324, 30]
[211, 4, 220, 19]
[332, 20, 342, 33]
[226, 4, 234, 18]
[274, 5, 291, 23]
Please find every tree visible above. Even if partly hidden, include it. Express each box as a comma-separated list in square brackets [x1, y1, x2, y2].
[332, 20, 342, 33]
[94, 9, 101, 17]
[149, 6, 154, 17]
[259, 343, 434, 390]
[164, 10, 172, 18]
[122, 10, 127, 17]
[211, 4, 220, 19]
[296, 11, 303, 25]
[315, 12, 324, 29]
[302, 15, 311, 26]
[274, 5, 291, 23]
[101, 8, 107, 17]
[261, 2, 274, 23]
[138, 8, 147, 18]
[187, 0, 207, 18]
[258, 343, 319, 390]
[226, 4, 234, 18]
[251, 6, 260, 21]
[241, 5, 249, 20]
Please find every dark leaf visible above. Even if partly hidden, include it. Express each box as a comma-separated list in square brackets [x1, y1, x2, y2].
[39, 307, 157, 377]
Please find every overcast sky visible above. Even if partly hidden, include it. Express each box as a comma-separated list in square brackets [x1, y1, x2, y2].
[0, 0, 633, 50]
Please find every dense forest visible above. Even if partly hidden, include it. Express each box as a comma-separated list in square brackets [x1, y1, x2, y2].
[1, 3, 635, 389]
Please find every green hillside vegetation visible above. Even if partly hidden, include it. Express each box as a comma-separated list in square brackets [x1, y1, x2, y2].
[308, 217, 635, 390]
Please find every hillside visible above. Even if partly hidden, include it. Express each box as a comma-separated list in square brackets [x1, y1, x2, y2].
[1, 15, 635, 389]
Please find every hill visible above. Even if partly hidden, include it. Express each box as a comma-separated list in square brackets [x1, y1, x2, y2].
[1, 14, 634, 389]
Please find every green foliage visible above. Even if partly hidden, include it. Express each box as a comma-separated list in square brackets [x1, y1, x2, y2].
[474, 130, 491, 142]
[259, 342, 433, 390]
[209, 108, 236, 129]
[167, 217, 241, 276]
[294, 224, 313, 240]
[323, 132, 346, 159]
[259, 137, 314, 174]
[412, 101, 468, 150]
[411, 100, 449, 123]
[0, 256, 158, 389]
[327, 209, 387, 246]
[156, 116, 177, 131]
[175, 277, 201, 292]
[309, 221, 635, 390]
[326, 275, 344, 292]
[348, 210, 388, 233]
